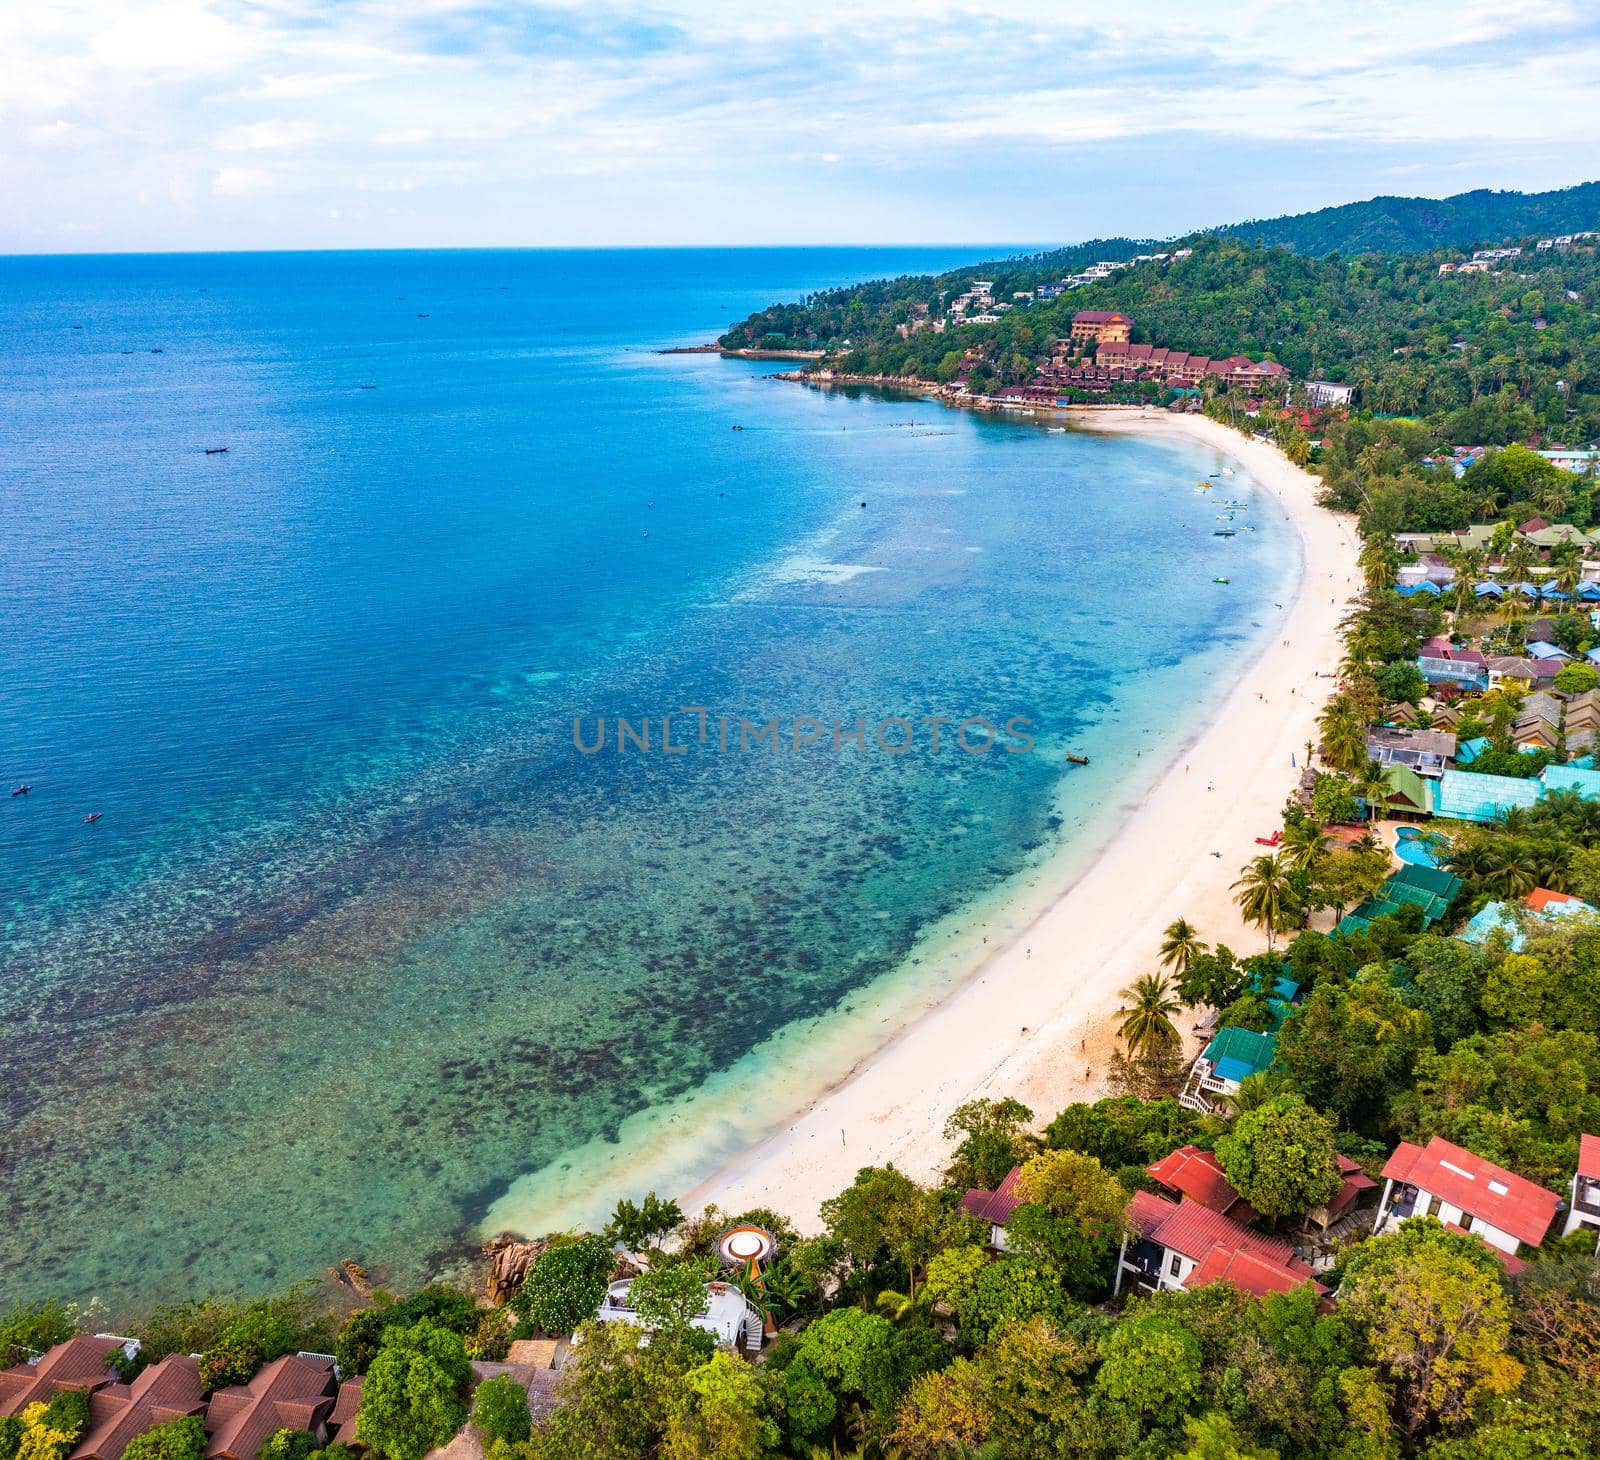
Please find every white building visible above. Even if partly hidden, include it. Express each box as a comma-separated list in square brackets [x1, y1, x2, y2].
[1306, 380, 1356, 408]
[1563, 1134, 1600, 1243]
[1374, 1136, 1561, 1264]
[593, 1278, 764, 1351]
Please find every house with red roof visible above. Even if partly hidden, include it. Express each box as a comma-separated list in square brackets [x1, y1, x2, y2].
[1374, 1136, 1562, 1261]
[0, 1335, 125, 1418]
[1144, 1146, 1254, 1220]
[958, 1167, 1024, 1251]
[1305, 1156, 1379, 1233]
[204, 1355, 342, 1460]
[1114, 1191, 1323, 1299]
[1067, 311, 1131, 346]
[73, 1356, 206, 1460]
[1562, 1134, 1600, 1244]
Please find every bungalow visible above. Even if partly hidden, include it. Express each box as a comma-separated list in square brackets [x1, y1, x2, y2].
[205, 1355, 345, 1460]
[1525, 640, 1572, 662]
[1336, 862, 1462, 935]
[1305, 1156, 1380, 1234]
[594, 1277, 764, 1352]
[1417, 656, 1488, 692]
[1562, 1134, 1600, 1242]
[1177, 1026, 1277, 1113]
[1458, 887, 1598, 950]
[1366, 726, 1455, 777]
[1145, 1145, 1253, 1219]
[75, 1357, 207, 1460]
[1433, 768, 1543, 822]
[1115, 1192, 1323, 1298]
[959, 1167, 1024, 1251]
[1374, 1136, 1562, 1266]
[0, 1335, 125, 1417]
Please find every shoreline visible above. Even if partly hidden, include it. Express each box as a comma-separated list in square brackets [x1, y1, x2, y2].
[674, 404, 1361, 1229]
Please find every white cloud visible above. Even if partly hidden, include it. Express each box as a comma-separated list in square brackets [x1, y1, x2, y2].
[0, 0, 1595, 248]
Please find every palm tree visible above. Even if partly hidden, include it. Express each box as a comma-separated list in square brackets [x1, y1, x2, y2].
[1116, 974, 1181, 1061]
[1359, 538, 1398, 593]
[1282, 819, 1330, 873]
[1354, 758, 1391, 825]
[1318, 698, 1368, 773]
[1158, 918, 1206, 977]
[1222, 1072, 1277, 1116]
[1232, 854, 1298, 949]
[1481, 839, 1540, 900]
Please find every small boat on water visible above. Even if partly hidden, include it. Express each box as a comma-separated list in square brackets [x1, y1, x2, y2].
[84, 812, 102, 823]
[1214, 529, 1236, 537]
[205, 446, 229, 455]
[1213, 576, 1230, 584]
[11, 785, 30, 796]
[1064, 753, 1089, 765]
[1195, 481, 1213, 490]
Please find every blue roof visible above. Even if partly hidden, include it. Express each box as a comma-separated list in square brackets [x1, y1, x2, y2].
[1417, 657, 1487, 688]
[1201, 1026, 1277, 1083]
[1455, 736, 1490, 765]
[1474, 582, 1505, 597]
[1526, 640, 1569, 660]
[1459, 901, 1523, 949]
[1541, 764, 1600, 799]
[1580, 583, 1600, 601]
[1542, 589, 1570, 601]
[1435, 769, 1543, 822]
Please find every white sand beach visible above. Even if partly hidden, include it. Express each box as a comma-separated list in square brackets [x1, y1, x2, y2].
[683, 410, 1361, 1227]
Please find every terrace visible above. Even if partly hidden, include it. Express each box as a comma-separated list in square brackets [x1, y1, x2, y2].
[594, 1278, 764, 1352]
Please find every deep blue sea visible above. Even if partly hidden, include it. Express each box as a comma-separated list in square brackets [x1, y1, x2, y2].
[0, 248, 1297, 1310]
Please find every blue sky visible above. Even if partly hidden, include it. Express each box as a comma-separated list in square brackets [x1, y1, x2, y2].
[3, 1, 1599, 252]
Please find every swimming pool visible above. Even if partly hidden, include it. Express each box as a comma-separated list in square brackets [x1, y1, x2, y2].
[1396, 826, 1447, 868]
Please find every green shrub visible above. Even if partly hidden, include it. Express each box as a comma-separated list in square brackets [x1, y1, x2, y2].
[472, 1375, 531, 1446]
[256, 1431, 317, 1460]
[120, 1416, 207, 1460]
[510, 1236, 615, 1337]
[0, 1302, 79, 1369]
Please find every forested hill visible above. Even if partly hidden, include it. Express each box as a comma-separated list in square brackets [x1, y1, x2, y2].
[1221, 181, 1600, 256]
[720, 182, 1600, 359]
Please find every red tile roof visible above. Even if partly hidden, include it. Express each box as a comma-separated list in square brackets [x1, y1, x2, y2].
[0, 1336, 122, 1418]
[1186, 1245, 1328, 1300]
[1126, 1193, 1311, 1274]
[326, 1379, 362, 1446]
[204, 1356, 337, 1460]
[1382, 1137, 1560, 1247]
[1144, 1146, 1247, 1215]
[74, 1356, 206, 1460]
[1525, 888, 1582, 912]
[959, 1166, 1024, 1226]
[1322, 1155, 1379, 1221]
[1579, 1132, 1600, 1182]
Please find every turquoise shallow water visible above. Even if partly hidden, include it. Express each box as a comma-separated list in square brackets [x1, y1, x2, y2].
[0, 250, 1297, 1311]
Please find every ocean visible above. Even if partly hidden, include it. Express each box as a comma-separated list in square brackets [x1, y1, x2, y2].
[0, 248, 1298, 1310]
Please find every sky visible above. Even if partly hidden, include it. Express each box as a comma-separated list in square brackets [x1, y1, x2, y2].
[3, 1, 1600, 253]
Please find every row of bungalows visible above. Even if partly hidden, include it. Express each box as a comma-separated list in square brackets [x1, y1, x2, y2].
[0, 1345, 361, 1460]
[1091, 340, 1291, 390]
[964, 1132, 1600, 1316]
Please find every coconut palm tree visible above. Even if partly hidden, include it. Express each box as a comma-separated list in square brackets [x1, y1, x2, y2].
[1282, 819, 1330, 873]
[1232, 854, 1298, 949]
[1353, 758, 1391, 825]
[1359, 538, 1398, 593]
[1157, 918, 1206, 977]
[1481, 839, 1540, 901]
[1318, 698, 1368, 774]
[1222, 1071, 1277, 1117]
[1115, 974, 1181, 1061]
